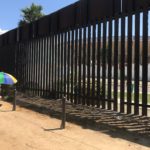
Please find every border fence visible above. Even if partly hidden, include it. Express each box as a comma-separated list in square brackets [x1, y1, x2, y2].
[0, 0, 150, 116]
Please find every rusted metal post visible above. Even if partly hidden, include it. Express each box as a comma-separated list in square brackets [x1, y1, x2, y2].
[61, 97, 66, 129]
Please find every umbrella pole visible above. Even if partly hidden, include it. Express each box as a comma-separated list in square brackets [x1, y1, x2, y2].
[13, 88, 16, 111]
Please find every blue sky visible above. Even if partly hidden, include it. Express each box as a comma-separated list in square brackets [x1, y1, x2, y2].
[0, 0, 78, 33]
[0, 1, 149, 36]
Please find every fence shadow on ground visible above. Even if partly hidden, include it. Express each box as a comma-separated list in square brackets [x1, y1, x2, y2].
[15, 94, 150, 148]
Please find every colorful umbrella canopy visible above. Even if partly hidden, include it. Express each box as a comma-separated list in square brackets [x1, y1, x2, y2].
[0, 72, 17, 85]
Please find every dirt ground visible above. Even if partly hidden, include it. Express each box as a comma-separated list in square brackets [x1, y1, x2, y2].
[0, 101, 149, 150]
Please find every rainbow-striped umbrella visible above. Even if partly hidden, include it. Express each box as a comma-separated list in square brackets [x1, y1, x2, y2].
[0, 72, 17, 85]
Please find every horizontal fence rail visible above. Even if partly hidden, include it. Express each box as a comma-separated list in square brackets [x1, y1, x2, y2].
[0, 0, 150, 116]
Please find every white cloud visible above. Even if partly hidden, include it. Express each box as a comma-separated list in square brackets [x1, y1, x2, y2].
[0, 28, 8, 35]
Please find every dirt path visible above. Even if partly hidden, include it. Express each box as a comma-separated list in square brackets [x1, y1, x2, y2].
[0, 101, 149, 150]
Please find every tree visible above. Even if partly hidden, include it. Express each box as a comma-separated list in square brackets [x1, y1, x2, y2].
[18, 3, 44, 26]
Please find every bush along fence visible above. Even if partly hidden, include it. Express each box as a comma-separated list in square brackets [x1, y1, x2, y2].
[0, 0, 150, 116]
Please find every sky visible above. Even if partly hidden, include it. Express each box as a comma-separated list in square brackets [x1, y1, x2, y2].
[0, 1, 150, 36]
[0, 0, 78, 34]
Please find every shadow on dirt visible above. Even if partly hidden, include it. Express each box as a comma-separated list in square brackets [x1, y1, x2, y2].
[8, 93, 150, 148]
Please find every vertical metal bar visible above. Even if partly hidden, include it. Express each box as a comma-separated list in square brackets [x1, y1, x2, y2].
[13, 44, 16, 77]
[102, 21, 106, 109]
[134, 13, 140, 115]
[12, 45, 16, 74]
[55, 34, 57, 98]
[87, 24, 91, 106]
[127, 15, 132, 114]
[14, 44, 17, 79]
[48, 36, 50, 97]
[7, 46, 9, 75]
[37, 39, 40, 96]
[64, 32, 67, 96]
[97, 22, 101, 108]
[26, 42, 31, 92]
[10, 45, 12, 73]
[53, 35, 56, 97]
[108, 20, 112, 110]
[26, 42, 28, 92]
[19, 43, 22, 85]
[92, 23, 96, 106]
[43, 37, 47, 97]
[74, 29, 78, 104]
[19, 43, 22, 90]
[57, 33, 61, 99]
[14, 44, 16, 79]
[120, 16, 125, 113]
[31, 40, 34, 94]
[49, 35, 52, 96]
[30, 41, 33, 94]
[78, 28, 82, 104]
[4, 45, 8, 71]
[61, 33, 64, 98]
[9, 45, 12, 73]
[21, 43, 24, 89]
[29, 41, 32, 94]
[34, 40, 37, 95]
[71, 30, 74, 102]
[41, 38, 45, 96]
[46, 37, 49, 97]
[38, 39, 41, 96]
[114, 18, 119, 111]
[32, 40, 36, 95]
[27, 42, 30, 93]
[16, 44, 19, 88]
[4, 46, 6, 72]
[142, 10, 148, 116]
[56, 34, 58, 98]
[40, 38, 44, 96]
[22, 43, 25, 92]
[15, 44, 18, 78]
[67, 31, 71, 100]
[51, 35, 54, 95]
[44, 37, 47, 97]
[38, 39, 41, 95]
[12, 44, 15, 77]
[38, 38, 41, 96]
[82, 26, 86, 105]
[31, 40, 34, 95]
[16, 44, 19, 80]
[9, 46, 11, 73]
[22, 43, 26, 91]
[7, 46, 9, 73]
[35, 39, 38, 95]
[30, 40, 32, 94]
[9, 46, 12, 73]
